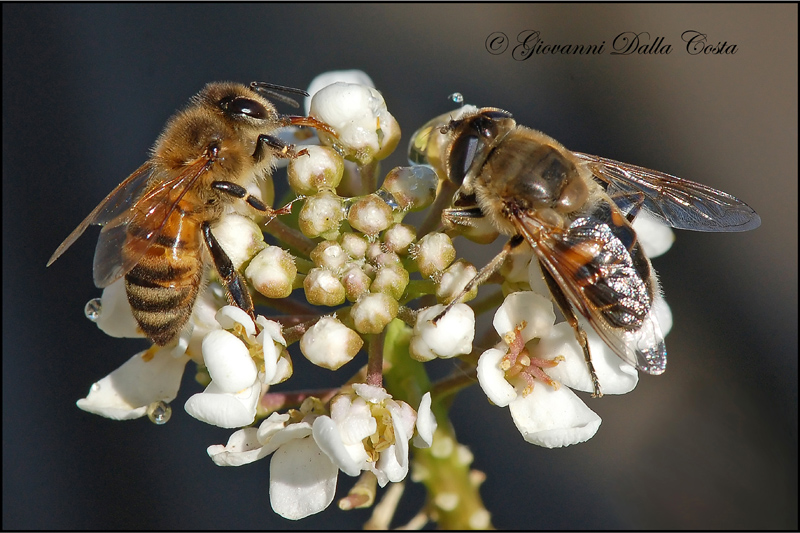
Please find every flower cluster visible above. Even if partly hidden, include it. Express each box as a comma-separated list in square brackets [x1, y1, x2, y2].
[71, 70, 675, 527]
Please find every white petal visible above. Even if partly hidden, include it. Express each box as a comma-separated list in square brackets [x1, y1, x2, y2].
[476, 348, 517, 407]
[76, 348, 189, 420]
[493, 291, 555, 343]
[256, 316, 286, 346]
[533, 322, 638, 395]
[207, 427, 270, 467]
[269, 436, 339, 520]
[527, 259, 551, 299]
[330, 396, 376, 444]
[215, 305, 256, 337]
[311, 416, 365, 477]
[652, 294, 673, 336]
[632, 211, 675, 258]
[202, 330, 258, 393]
[95, 279, 145, 339]
[413, 392, 437, 448]
[508, 384, 601, 448]
[352, 383, 391, 403]
[184, 381, 261, 429]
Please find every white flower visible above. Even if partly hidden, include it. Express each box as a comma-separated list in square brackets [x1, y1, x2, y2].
[476, 291, 608, 448]
[77, 345, 189, 420]
[207, 386, 425, 520]
[312, 384, 417, 487]
[409, 304, 475, 361]
[92, 278, 145, 340]
[184, 306, 289, 428]
[208, 404, 338, 520]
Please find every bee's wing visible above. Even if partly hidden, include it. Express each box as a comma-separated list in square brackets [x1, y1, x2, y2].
[514, 213, 667, 375]
[574, 152, 761, 232]
[47, 162, 155, 268]
[91, 156, 213, 287]
[47, 155, 212, 288]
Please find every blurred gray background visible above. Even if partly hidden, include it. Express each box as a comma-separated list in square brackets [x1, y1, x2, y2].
[3, 4, 796, 529]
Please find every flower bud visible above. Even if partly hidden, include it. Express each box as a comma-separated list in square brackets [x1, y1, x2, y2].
[304, 268, 346, 307]
[437, 260, 478, 304]
[246, 246, 297, 299]
[310, 82, 401, 165]
[300, 316, 364, 370]
[351, 293, 399, 334]
[341, 264, 372, 302]
[347, 194, 394, 237]
[309, 240, 348, 272]
[341, 233, 368, 259]
[382, 223, 416, 255]
[298, 190, 344, 239]
[211, 214, 266, 270]
[287, 145, 345, 195]
[409, 304, 475, 361]
[414, 232, 456, 278]
[370, 263, 410, 300]
[381, 166, 438, 211]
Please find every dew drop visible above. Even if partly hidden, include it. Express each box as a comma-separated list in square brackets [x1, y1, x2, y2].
[146, 401, 172, 425]
[90, 382, 101, 393]
[84, 298, 102, 322]
[448, 92, 464, 105]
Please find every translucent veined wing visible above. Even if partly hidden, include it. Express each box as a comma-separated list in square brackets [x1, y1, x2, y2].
[513, 212, 667, 375]
[46, 162, 154, 268]
[47, 155, 213, 288]
[574, 152, 761, 232]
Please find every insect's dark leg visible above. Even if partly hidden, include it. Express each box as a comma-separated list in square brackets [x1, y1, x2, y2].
[211, 181, 303, 218]
[607, 190, 646, 224]
[201, 221, 257, 325]
[539, 260, 603, 397]
[432, 235, 525, 324]
[253, 135, 309, 163]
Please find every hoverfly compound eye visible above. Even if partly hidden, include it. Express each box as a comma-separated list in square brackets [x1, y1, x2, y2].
[218, 97, 268, 120]
[482, 109, 513, 121]
[448, 133, 479, 186]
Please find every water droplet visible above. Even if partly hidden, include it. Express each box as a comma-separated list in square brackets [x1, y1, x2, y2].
[146, 401, 172, 425]
[448, 92, 464, 105]
[90, 382, 101, 393]
[84, 298, 102, 322]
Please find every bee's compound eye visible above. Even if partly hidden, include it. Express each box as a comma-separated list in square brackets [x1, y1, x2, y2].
[219, 97, 268, 120]
[448, 133, 479, 186]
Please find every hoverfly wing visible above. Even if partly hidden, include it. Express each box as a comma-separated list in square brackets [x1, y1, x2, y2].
[574, 152, 761, 232]
[91, 155, 213, 288]
[514, 212, 667, 375]
[47, 162, 155, 269]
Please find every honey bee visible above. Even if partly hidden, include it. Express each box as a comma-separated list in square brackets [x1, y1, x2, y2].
[411, 106, 761, 396]
[47, 81, 334, 345]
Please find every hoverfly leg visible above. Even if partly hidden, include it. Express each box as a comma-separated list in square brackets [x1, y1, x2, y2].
[607, 190, 647, 224]
[540, 261, 603, 397]
[431, 235, 525, 324]
[201, 221, 259, 330]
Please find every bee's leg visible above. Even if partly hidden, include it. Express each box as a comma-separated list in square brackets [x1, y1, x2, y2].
[211, 181, 304, 219]
[201, 221, 258, 326]
[432, 235, 525, 324]
[253, 135, 310, 163]
[539, 261, 603, 398]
